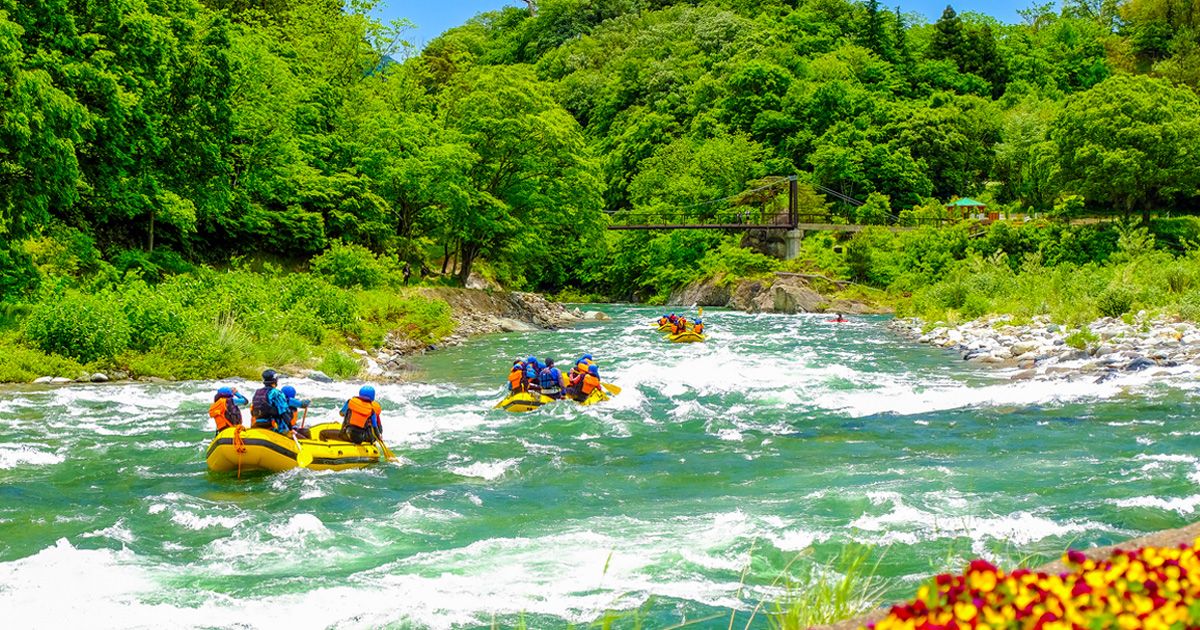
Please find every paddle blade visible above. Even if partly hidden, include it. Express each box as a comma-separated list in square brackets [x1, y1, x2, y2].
[296, 449, 313, 468]
[602, 382, 622, 396]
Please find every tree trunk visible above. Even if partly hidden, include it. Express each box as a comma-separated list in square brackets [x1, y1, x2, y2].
[458, 244, 476, 286]
[441, 242, 450, 275]
[148, 209, 155, 252]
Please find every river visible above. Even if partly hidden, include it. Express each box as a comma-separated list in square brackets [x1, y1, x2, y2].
[1, 305, 1197, 629]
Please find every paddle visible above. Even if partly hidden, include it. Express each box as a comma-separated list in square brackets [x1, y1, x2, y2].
[601, 382, 622, 396]
[373, 427, 397, 462]
[290, 431, 313, 468]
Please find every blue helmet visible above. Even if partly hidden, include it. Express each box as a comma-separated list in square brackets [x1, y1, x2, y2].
[282, 385, 296, 399]
[581, 354, 593, 360]
[589, 365, 599, 376]
[359, 385, 376, 402]
[695, 319, 702, 324]
[216, 386, 233, 398]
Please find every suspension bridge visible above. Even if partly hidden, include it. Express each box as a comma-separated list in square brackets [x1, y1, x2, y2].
[605, 176, 950, 258]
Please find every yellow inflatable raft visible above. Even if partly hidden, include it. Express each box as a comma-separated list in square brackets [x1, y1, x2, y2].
[667, 330, 707, 343]
[494, 388, 612, 413]
[655, 323, 674, 332]
[206, 422, 382, 474]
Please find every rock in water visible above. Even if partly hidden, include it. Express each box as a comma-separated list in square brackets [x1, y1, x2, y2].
[308, 370, 334, 383]
[1124, 357, 1156, 372]
[90, 373, 109, 383]
[32, 376, 54, 384]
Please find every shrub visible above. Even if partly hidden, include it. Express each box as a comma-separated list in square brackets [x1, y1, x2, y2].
[1065, 327, 1098, 350]
[119, 282, 188, 351]
[24, 293, 131, 363]
[1178, 290, 1200, 321]
[286, 279, 359, 332]
[1096, 285, 1134, 318]
[318, 350, 360, 379]
[0, 334, 86, 382]
[309, 242, 387, 289]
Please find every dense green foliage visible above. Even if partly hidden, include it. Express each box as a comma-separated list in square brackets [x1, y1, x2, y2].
[793, 217, 1200, 325]
[0, 231, 453, 382]
[2, 0, 1200, 301]
[4, 0, 1200, 377]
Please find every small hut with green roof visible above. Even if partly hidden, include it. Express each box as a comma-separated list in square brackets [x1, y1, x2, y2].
[944, 197, 1001, 222]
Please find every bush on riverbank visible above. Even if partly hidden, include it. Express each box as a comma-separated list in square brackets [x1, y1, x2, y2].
[771, 219, 1200, 325]
[0, 246, 455, 383]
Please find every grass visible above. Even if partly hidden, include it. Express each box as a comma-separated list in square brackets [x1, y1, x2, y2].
[484, 545, 886, 630]
[0, 270, 457, 383]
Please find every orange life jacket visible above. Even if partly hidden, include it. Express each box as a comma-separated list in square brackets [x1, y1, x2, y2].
[694, 323, 704, 334]
[508, 368, 524, 392]
[581, 374, 601, 395]
[345, 396, 382, 429]
[208, 398, 242, 431]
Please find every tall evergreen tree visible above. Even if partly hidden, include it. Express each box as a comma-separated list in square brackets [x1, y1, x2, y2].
[930, 5, 967, 63]
[860, 0, 894, 62]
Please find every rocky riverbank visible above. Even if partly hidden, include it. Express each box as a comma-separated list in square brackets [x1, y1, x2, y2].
[891, 313, 1200, 380]
[362, 288, 608, 381]
[667, 272, 889, 314]
[24, 289, 603, 386]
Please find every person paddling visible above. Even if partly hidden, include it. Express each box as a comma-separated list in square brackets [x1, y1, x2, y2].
[341, 385, 383, 444]
[250, 370, 301, 437]
[568, 365, 603, 402]
[281, 385, 312, 439]
[208, 386, 247, 434]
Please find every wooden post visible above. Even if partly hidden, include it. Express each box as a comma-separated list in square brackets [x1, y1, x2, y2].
[788, 175, 798, 229]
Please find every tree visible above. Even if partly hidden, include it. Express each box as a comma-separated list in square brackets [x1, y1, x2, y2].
[0, 12, 84, 239]
[930, 6, 967, 64]
[860, 0, 894, 62]
[1052, 75, 1200, 223]
[994, 99, 1060, 212]
[441, 66, 603, 287]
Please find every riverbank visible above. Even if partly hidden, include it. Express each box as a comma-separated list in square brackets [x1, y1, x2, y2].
[890, 313, 1200, 381]
[1, 283, 591, 386]
[364, 288, 603, 379]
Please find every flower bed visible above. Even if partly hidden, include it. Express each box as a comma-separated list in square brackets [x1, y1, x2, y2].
[869, 540, 1200, 629]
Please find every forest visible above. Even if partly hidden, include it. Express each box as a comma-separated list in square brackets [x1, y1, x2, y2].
[2, 0, 1200, 377]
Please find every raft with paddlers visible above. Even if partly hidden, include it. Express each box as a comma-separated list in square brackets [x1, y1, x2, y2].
[494, 387, 613, 413]
[667, 330, 707, 343]
[660, 308, 707, 343]
[206, 422, 382, 474]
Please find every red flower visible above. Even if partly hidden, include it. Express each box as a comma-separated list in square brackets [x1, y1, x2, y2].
[1067, 550, 1087, 565]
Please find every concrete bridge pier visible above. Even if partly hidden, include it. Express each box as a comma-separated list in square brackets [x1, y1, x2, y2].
[785, 228, 805, 260]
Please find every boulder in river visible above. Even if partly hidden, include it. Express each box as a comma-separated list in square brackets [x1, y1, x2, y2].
[90, 373, 109, 383]
[308, 370, 334, 383]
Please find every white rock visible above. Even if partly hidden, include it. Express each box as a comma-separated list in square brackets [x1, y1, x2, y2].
[32, 376, 54, 384]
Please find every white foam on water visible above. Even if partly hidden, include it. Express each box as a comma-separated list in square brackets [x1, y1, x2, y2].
[449, 458, 521, 480]
[1111, 495, 1200, 516]
[814, 377, 1131, 418]
[80, 519, 136, 545]
[169, 511, 245, 531]
[267, 513, 332, 540]
[849, 492, 1102, 552]
[0, 445, 63, 469]
[1134, 453, 1198, 464]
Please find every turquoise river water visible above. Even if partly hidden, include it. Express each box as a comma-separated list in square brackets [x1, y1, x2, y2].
[1, 305, 1198, 629]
